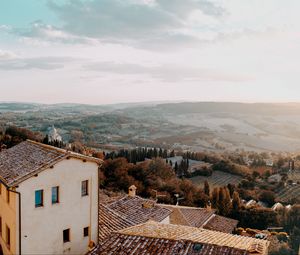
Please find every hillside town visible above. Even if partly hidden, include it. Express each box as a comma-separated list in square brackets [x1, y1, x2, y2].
[0, 128, 299, 254]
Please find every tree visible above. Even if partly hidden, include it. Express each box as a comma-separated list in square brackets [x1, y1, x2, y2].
[232, 191, 241, 218]
[289, 227, 300, 252]
[170, 150, 175, 157]
[259, 190, 275, 206]
[174, 162, 178, 175]
[204, 181, 210, 196]
[211, 187, 219, 209]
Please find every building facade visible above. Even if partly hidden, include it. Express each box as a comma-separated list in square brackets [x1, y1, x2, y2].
[0, 140, 102, 255]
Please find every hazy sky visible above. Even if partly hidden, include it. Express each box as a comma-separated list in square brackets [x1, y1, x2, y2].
[1, 0, 300, 104]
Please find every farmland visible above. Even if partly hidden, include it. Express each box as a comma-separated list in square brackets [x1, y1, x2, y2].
[276, 171, 300, 203]
[189, 171, 243, 188]
[277, 185, 300, 203]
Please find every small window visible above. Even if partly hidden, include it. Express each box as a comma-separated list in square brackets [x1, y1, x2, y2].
[0, 217, 2, 237]
[6, 190, 10, 204]
[52, 186, 59, 204]
[6, 225, 10, 249]
[63, 229, 70, 243]
[35, 190, 43, 207]
[81, 180, 88, 197]
[83, 227, 89, 237]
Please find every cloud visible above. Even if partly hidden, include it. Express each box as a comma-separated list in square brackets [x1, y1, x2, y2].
[0, 56, 74, 70]
[44, 0, 224, 46]
[13, 21, 96, 45]
[0, 50, 17, 60]
[84, 61, 252, 82]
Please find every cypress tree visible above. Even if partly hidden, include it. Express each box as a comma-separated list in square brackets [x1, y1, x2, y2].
[232, 191, 241, 217]
[204, 181, 210, 196]
[211, 187, 219, 209]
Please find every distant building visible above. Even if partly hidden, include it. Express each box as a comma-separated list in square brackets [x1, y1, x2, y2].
[48, 125, 62, 143]
[90, 221, 270, 255]
[268, 174, 282, 184]
[0, 140, 102, 255]
[272, 202, 284, 211]
[245, 200, 257, 208]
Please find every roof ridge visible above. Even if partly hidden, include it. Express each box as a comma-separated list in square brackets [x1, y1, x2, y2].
[202, 213, 216, 228]
[27, 140, 103, 164]
[158, 203, 215, 211]
[26, 139, 68, 154]
[177, 207, 192, 226]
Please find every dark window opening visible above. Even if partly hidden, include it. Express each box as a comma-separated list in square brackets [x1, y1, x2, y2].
[63, 229, 70, 243]
[83, 227, 89, 237]
[81, 180, 88, 196]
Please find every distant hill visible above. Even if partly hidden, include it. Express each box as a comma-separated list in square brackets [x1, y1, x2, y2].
[155, 102, 300, 115]
[2, 101, 300, 152]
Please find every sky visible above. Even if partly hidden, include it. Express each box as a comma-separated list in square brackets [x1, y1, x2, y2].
[1, 0, 300, 104]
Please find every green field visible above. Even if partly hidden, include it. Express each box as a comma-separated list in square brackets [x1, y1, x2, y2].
[190, 171, 243, 188]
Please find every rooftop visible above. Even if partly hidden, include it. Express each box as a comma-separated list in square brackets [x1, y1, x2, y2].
[98, 192, 172, 241]
[98, 203, 134, 241]
[119, 221, 269, 254]
[93, 232, 249, 255]
[106, 195, 172, 225]
[91, 221, 269, 255]
[161, 204, 238, 233]
[0, 140, 102, 187]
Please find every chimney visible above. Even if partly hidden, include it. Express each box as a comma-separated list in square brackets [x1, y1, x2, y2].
[128, 185, 137, 197]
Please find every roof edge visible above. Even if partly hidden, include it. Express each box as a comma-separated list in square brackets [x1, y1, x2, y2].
[27, 140, 103, 164]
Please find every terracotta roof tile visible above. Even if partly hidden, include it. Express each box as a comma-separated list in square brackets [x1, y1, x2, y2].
[119, 221, 269, 254]
[91, 233, 249, 255]
[203, 215, 238, 233]
[106, 196, 172, 225]
[0, 140, 102, 187]
[161, 204, 237, 233]
[98, 204, 134, 241]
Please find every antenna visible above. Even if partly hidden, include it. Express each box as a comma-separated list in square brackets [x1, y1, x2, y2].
[174, 193, 184, 206]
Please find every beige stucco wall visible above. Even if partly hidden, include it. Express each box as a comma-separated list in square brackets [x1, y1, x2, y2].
[16, 158, 99, 255]
[0, 185, 18, 255]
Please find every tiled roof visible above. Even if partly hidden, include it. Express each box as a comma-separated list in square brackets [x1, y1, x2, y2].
[106, 195, 172, 225]
[99, 189, 125, 205]
[98, 203, 134, 241]
[0, 140, 102, 187]
[161, 204, 238, 233]
[203, 215, 238, 233]
[98, 194, 172, 241]
[119, 221, 269, 255]
[92, 232, 249, 255]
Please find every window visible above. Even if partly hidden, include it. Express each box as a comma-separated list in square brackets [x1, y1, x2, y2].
[83, 227, 89, 237]
[35, 190, 43, 207]
[63, 229, 70, 243]
[6, 225, 10, 249]
[0, 217, 2, 237]
[52, 186, 59, 204]
[81, 180, 88, 196]
[6, 190, 9, 204]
